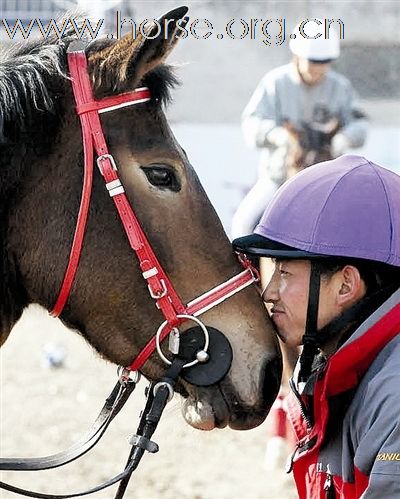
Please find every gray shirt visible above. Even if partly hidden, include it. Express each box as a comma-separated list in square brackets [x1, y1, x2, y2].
[242, 63, 368, 184]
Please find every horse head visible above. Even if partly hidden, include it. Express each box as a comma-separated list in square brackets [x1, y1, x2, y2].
[0, 7, 281, 431]
[284, 118, 340, 178]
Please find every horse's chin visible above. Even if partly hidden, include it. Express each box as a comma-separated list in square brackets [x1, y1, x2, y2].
[181, 393, 268, 431]
[181, 396, 229, 431]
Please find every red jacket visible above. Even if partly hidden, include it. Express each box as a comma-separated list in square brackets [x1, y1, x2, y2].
[286, 289, 400, 498]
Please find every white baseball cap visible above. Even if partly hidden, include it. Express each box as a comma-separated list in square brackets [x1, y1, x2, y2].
[289, 19, 340, 62]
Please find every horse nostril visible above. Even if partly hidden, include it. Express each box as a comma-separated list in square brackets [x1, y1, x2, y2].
[179, 326, 233, 387]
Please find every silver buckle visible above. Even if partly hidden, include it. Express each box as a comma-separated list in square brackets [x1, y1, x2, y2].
[97, 154, 118, 175]
[148, 278, 167, 299]
[117, 366, 141, 385]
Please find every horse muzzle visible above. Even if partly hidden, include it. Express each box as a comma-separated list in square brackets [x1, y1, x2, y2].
[180, 338, 281, 431]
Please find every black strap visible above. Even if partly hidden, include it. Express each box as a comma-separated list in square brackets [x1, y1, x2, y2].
[317, 284, 398, 348]
[0, 378, 137, 498]
[114, 382, 156, 499]
[304, 264, 321, 334]
[114, 357, 186, 499]
[0, 461, 139, 499]
[298, 275, 398, 384]
[299, 263, 321, 383]
[0, 358, 186, 499]
[0, 380, 135, 472]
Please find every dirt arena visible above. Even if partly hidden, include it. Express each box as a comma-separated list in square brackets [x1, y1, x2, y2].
[1, 305, 297, 499]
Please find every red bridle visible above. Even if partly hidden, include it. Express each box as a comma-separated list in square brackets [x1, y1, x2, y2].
[51, 44, 259, 373]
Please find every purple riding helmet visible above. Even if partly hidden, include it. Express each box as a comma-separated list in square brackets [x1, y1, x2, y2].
[233, 155, 400, 380]
[234, 154, 400, 265]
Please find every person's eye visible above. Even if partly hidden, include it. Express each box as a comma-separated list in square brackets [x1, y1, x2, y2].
[141, 165, 181, 192]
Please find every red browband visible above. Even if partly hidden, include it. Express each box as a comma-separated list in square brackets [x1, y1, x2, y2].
[51, 45, 258, 373]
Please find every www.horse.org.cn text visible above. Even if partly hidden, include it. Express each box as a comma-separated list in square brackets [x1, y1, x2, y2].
[0, 14, 345, 45]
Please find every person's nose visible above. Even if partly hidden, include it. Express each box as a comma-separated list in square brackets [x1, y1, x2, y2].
[262, 271, 280, 304]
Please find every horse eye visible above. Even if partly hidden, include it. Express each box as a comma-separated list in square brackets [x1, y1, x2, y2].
[141, 165, 180, 192]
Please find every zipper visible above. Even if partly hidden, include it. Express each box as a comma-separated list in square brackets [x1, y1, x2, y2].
[285, 377, 317, 474]
[323, 464, 336, 499]
[285, 377, 314, 474]
[289, 377, 313, 429]
[285, 440, 304, 473]
[285, 435, 317, 473]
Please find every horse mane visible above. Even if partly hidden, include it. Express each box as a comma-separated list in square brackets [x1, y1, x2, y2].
[0, 40, 66, 140]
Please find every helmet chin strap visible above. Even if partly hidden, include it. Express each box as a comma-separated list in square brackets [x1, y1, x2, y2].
[299, 262, 321, 383]
[299, 265, 399, 384]
[317, 283, 399, 351]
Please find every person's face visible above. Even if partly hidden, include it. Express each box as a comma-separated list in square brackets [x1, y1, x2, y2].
[260, 258, 342, 348]
[296, 58, 330, 85]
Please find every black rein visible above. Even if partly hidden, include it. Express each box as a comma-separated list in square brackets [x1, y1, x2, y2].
[0, 358, 186, 499]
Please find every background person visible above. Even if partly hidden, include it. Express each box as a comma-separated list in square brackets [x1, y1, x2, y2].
[233, 155, 400, 497]
[231, 20, 368, 240]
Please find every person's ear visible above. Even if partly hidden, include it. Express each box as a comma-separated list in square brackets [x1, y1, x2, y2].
[337, 265, 366, 307]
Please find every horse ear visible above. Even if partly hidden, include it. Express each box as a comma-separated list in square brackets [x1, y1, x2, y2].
[89, 6, 188, 94]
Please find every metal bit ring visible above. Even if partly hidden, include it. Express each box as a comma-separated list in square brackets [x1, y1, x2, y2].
[155, 314, 210, 368]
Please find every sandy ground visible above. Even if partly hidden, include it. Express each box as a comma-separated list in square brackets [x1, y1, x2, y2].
[1, 305, 297, 499]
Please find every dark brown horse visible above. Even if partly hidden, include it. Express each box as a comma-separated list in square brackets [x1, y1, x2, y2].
[0, 8, 281, 433]
[285, 118, 340, 180]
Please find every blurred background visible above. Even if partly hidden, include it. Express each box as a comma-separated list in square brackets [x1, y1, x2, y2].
[0, 0, 399, 232]
[0, 1, 399, 498]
